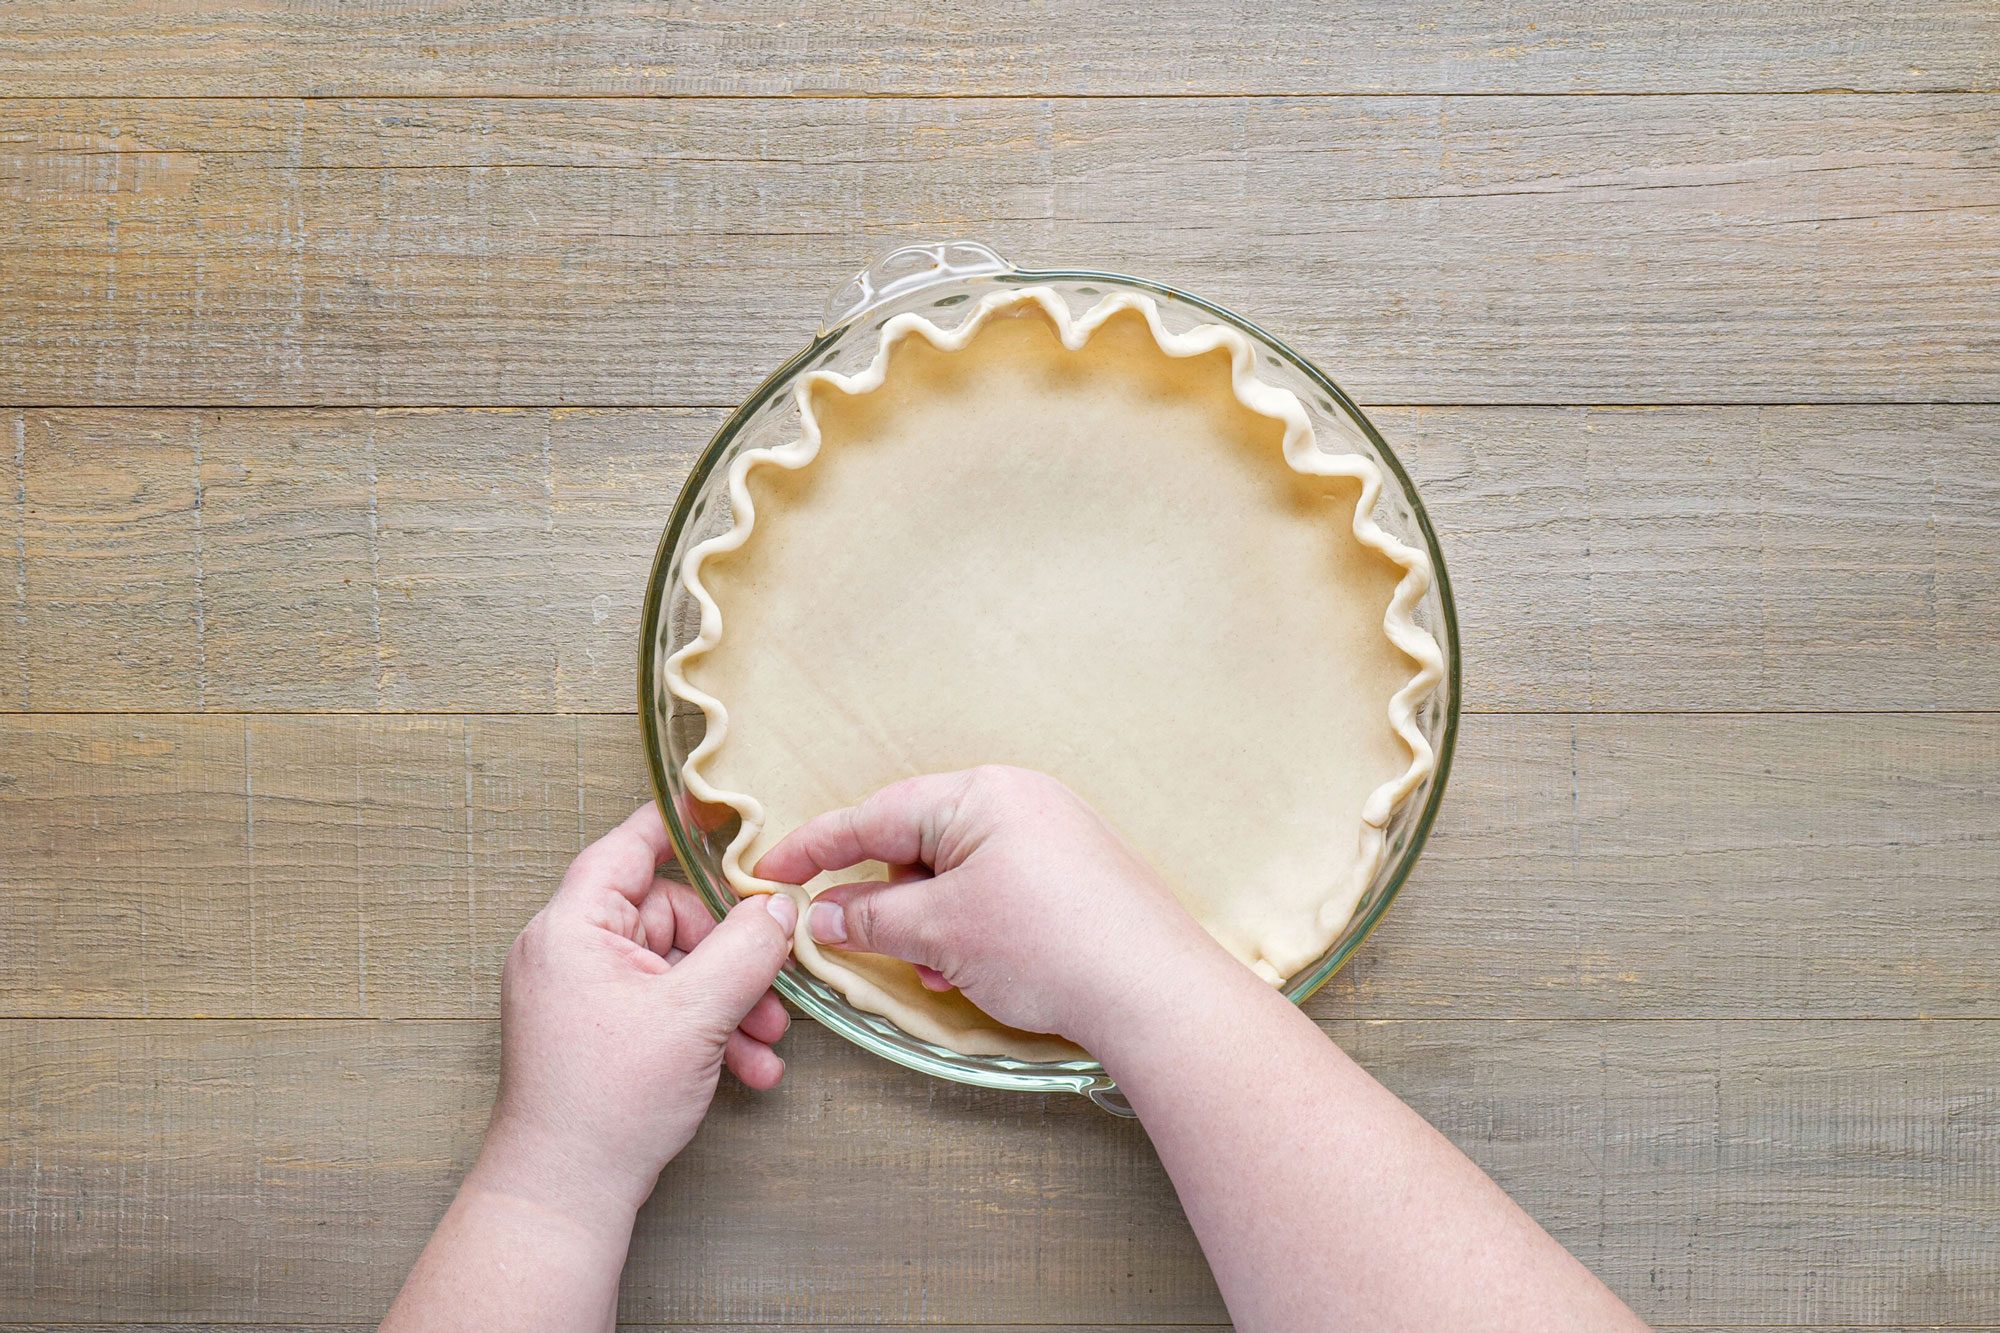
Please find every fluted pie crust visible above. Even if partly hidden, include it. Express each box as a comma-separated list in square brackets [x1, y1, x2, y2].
[666, 288, 1443, 1060]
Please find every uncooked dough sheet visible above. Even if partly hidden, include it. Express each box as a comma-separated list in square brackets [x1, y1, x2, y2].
[669, 290, 1441, 1059]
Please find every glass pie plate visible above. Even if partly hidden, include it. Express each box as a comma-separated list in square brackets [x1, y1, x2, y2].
[638, 241, 1460, 1114]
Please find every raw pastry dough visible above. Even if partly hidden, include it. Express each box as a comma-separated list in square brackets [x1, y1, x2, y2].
[668, 289, 1442, 1060]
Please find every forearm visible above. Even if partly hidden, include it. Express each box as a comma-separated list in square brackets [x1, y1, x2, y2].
[381, 1137, 638, 1333]
[1095, 961, 1645, 1332]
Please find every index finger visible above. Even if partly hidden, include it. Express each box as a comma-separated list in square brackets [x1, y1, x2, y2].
[753, 772, 971, 885]
[554, 802, 675, 909]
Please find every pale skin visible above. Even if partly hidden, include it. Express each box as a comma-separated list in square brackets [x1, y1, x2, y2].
[385, 767, 1647, 1333]
[381, 803, 797, 1333]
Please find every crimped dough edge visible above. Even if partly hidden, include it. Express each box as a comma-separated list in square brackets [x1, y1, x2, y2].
[663, 286, 1446, 1058]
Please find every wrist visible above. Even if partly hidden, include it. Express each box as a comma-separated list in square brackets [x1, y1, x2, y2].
[1067, 928, 1266, 1063]
[474, 1112, 653, 1237]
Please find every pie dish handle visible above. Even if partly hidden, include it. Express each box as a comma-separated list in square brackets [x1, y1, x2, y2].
[819, 240, 1015, 335]
[1082, 1075, 1136, 1118]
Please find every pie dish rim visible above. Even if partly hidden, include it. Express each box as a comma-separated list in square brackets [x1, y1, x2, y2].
[636, 261, 1463, 1101]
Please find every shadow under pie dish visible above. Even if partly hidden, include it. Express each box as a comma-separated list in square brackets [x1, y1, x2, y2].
[640, 243, 1460, 1109]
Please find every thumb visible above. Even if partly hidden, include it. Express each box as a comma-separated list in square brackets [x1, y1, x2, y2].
[807, 877, 946, 967]
[670, 892, 797, 1030]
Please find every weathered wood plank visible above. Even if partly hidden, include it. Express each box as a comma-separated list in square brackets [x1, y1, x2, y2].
[3, 97, 1993, 407]
[3, 712, 1994, 1021]
[0, 714, 631, 1019]
[1371, 403, 2000, 713]
[11, 405, 1998, 713]
[6, 406, 705, 713]
[1, 1, 1994, 97]
[2, 1018, 1992, 1325]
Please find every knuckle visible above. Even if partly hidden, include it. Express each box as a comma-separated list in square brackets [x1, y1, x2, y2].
[565, 842, 613, 883]
[734, 896, 786, 946]
[910, 914, 949, 964]
[799, 809, 849, 862]
[575, 829, 647, 881]
[965, 763, 1021, 794]
[852, 893, 907, 955]
[505, 914, 544, 971]
[833, 805, 867, 852]
[965, 763, 1057, 806]
[842, 891, 877, 943]
[607, 829, 651, 872]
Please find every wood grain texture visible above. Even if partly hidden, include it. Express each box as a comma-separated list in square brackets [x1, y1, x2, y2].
[3, 1018, 1993, 1325]
[3, 711, 1994, 1022]
[5, 3, 1996, 1325]
[7, 406, 703, 713]
[2, 0, 1995, 97]
[11, 404, 1998, 714]
[3, 96, 1994, 407]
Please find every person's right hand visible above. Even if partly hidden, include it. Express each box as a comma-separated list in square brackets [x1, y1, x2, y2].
[752, 765, 1234, 1048]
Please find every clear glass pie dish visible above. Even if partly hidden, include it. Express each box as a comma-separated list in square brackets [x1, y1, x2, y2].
[637, 241, 1460, 1114]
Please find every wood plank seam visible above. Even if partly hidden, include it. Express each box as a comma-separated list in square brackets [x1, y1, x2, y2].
[3, 89, 1999, 100]
[10, 411, 24, 709]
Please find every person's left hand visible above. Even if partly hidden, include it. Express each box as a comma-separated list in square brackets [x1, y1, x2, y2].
[475, 803, 797, 1223]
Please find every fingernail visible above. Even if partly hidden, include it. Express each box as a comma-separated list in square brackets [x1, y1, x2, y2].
[763, 892, 798, 934]
[808, 900, 847, 945]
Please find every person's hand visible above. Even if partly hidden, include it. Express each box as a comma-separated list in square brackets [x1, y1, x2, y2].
[477, 803, 797, 1224]
[754, 766, 1232, 1050]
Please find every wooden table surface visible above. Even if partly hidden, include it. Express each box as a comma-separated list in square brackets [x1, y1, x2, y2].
[3, 3, 1997, 1328]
